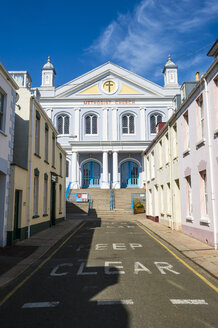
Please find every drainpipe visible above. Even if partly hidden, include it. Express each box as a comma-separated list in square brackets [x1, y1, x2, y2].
[204, 78, 217, 249]
[27, 97, 34, 239]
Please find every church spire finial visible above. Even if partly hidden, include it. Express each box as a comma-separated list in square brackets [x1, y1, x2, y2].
[48, 56, 51, 63]
[168, 54, 171, 61]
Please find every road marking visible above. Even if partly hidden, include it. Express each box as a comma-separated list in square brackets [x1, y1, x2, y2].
[50, 263, 73, 276]
[0, 222, 86, 307]
[22, 302, 60, 308]
[170, 299, 208, 305]
[97, 299, 134, 305]
[137, 223, 218, 293]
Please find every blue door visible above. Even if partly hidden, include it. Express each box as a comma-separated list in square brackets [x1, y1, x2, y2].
[121, 161, 139, 187]
[83, 161, 100, 187]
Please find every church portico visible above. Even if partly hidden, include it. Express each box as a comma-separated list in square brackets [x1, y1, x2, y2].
[69, 147, 144, 189]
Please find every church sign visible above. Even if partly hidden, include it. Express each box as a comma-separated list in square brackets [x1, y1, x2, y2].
[83, 100, 136, 105]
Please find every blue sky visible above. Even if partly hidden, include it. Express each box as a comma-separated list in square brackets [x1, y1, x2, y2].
[1, 0, 217, 88]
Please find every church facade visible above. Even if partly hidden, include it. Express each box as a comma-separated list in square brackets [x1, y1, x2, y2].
[38, 58, 180, 189]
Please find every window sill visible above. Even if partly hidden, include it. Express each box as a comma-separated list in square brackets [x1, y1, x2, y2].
[186, 216, 194, 223]
[44, 160, 49, 165]
[59, 211, 62, 215]
[85, 134, 98, 137]
[32, 215, 40, 219]
[0, 129, 7, 137]
[43, 214, 48, 217]
[183, 148, 190, 157]
[122, 133, 136, 136]
[34, 153, 41, 159]
[200, 217, 210, 226]
[196, 138, 205, 149]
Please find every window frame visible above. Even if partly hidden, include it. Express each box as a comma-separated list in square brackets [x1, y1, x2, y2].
[85, 114, 98, 135]
[43, 175, 48, 215]
[44, 124, 49, 162]
[150, 113, 163, 135]
[0, 89, 6, 132]
[35, 113, 40, 156]
[33, 175, 39, 216]
[196, 95, 205, 140]
[122, 113, 135, 135]
[185, 175, 192, 217]
[56, 114, 70, 135]
[183, 110, 190, 151]
[200, 170, 208, 216]
[66, 160, 69, 178]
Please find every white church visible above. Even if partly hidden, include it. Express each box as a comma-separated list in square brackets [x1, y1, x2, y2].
[38, 57, 180, 189]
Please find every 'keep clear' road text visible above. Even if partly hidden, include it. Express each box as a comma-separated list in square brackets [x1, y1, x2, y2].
[50, 243, 180, 277]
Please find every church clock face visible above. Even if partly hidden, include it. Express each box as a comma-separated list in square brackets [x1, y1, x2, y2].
[102, 80, 118, 94]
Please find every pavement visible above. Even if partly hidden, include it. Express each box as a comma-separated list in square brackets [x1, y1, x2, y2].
[0, 214, 217, 289]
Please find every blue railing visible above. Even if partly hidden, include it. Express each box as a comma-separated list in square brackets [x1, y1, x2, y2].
[109, 180, 114, 210]
[131, 193, 146, 214]
[67, 192, 91, 213]
[65, 182, 71, 200]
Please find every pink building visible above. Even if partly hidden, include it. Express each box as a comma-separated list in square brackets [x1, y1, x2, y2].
[177, 41, 218, 248]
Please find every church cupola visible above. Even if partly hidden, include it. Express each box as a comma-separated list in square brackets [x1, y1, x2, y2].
[163, 55, 178, 88]
[41, 56, 56, 87]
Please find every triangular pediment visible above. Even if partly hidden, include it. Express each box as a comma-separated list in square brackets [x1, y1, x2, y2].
[54, 62, 167, 99]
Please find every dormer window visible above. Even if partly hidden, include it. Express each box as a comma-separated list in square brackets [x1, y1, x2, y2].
[57, 114, 69, 135]
[122, 114, 135, 134]
[85, 114, 97, 135]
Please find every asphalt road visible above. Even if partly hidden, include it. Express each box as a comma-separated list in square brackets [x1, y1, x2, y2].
[0, 220, 217, 328]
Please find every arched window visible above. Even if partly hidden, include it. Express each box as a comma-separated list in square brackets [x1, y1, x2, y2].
[57, 114, 69, 134]
[122, 114, 135, 134]
[85, 114, 97, 134]
[150, 113, 162, 134]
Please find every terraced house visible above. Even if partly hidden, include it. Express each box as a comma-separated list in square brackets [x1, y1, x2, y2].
[145, 40, 218, 248]
[0, 62, 18, 247]
[7, 71, 66, 245]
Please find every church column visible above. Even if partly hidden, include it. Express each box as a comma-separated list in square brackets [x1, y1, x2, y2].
[140, 107, 146, 140]
[141, 152, 146, 188]
[102, 151, 109, 189]
[112, 107, 118, 140]
[74, 107, 80, 141]
[112, 151, 120, 189]
[103, 107, 108, 141]
[71, 151, 79, 189]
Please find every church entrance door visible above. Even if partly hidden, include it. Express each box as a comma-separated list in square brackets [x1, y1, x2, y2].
[121, 161, 139, 188]
[82, 161, 100, 188]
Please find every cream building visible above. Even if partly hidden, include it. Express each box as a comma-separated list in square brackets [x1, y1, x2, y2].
[0, 62, 18, 247]
[7, 72, 66, 245]
[145, 111, 181, 230]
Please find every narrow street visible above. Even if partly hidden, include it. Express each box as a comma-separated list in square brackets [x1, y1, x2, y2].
[0, 220, 217, 328]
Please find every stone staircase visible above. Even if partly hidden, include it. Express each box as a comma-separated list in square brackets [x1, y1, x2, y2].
[66, 187, 143, 219]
